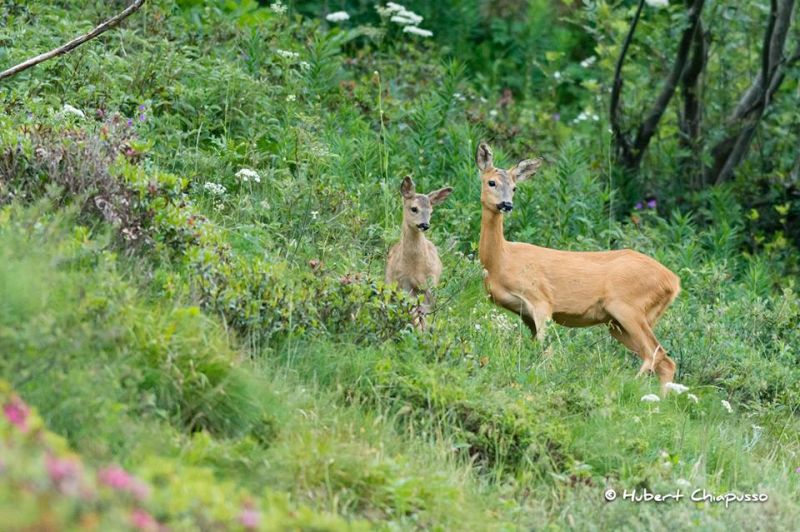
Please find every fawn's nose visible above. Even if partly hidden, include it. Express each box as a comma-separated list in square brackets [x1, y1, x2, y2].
[498, 202, 513, 212]
[417, 223, 430, 231]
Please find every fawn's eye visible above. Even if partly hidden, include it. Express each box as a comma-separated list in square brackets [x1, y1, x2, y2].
[488, 180, 496, 187]
[410, 207, 418, 213]
[513, 187, 516, 192]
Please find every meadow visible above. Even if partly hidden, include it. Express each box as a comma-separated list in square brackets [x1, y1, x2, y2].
[1, 1, 799, 530]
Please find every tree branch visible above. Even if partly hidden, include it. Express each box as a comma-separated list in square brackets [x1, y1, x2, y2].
[610, 0, 706, 172]
[0, 0, 145, 82]
[630, 0, 705, 168]
[709, 0, 796, 184]
[609, 0, 646, 166]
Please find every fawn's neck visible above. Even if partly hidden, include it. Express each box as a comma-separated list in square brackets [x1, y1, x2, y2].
[400, 223, 425, 257]
[479, 206, 506, 272]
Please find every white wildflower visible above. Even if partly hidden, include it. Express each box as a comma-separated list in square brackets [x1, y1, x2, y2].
[397, 9, 423, 24]
[236, 168, 260, 183]
[721, 400, 733, 413]
[489, 109, 498, 117]
[687, 393, 699, 403]
[204, 182, 226, 196]
[270, 1, 287, 14]
[403, 26, 432, 37]
[665, 382, 689, 395]
[299, 61, 311, 71]
[286, 94, 296, 102]
[676, 478, 691, 488]
[474, 324, 481, 331]
[641, 394, 661, 403]
[386, 2, 406, 12]
[326, 11, 350, 22]
[490, 310, 514, 333]
[61, 104, 85, 119]
[645, 0, 669, 7]
[592, 114, 600, 121]
[311, 210, 319, 220]
[276, 49, 300, 60]
[391, 15, 416, 25]
[260, 200, 271, 210]
[553, 71, 562, 81]
[580, 56, 597, 68]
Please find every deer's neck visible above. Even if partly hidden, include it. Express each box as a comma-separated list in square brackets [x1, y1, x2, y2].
[400, 224, 425, 257]
[479, 207, 506, 272]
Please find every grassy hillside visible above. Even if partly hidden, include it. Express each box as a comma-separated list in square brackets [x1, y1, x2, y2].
[1, 1, 799, 530]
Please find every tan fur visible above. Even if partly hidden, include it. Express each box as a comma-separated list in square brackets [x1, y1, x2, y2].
[475, 142, 680, 390]
[385, 176, 453, 329]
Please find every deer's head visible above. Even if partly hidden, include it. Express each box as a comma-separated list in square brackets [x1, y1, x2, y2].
[476, 141, 543, 214]
[400, 176, 453, 232]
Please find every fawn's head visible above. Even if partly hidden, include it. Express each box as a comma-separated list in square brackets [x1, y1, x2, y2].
[476, 141, 543, 214]
[399, 176, 453, 232]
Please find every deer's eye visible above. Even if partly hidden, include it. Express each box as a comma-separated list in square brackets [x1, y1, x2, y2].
[410, 207, 418, 213]
[512, 187, 516, 192]
[488, 180, 496, 187]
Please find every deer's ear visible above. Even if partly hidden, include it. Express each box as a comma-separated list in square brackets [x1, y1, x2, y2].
[428, 186, 453, 206]
[476, 142, 494, 171]
[511, 158, 543, 182]
[400, 176, 415, 198]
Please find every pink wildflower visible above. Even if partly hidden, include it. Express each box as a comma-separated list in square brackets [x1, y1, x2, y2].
[239, 507, 261, 529]
[130, 508, 158, 531]
[3, 395, 30, 432]
[98, 465, 132, 490]
[46, 455, 81, 486]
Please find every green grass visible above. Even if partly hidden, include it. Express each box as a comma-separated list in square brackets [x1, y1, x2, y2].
[1, 1, 799, 530]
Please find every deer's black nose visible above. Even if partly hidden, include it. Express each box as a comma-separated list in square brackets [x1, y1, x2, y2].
[417, 223, 430, 231]
[498, 202, 513, 212]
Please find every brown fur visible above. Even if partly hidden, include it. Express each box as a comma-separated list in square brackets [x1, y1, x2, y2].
[385, 176, 453, 328]
[475, 142, 680, 390]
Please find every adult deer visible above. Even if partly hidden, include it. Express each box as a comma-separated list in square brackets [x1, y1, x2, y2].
[385, 176, 453, 329]
[475, 142, 680, 389]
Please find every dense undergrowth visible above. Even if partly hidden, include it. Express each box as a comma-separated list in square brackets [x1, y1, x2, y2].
[1, 1, 799, 530]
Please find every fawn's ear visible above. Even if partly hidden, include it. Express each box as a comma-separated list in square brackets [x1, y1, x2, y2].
[511, 158, 543, 182]
[400, 176, 416, 199]
[476, 142, 494, 172]
[428, 186, 453, 206]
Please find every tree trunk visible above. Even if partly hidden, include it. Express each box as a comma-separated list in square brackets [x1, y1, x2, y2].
[706, 0, 796, 185]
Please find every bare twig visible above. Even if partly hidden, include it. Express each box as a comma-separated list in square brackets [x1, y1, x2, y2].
[0, 0, 145, 82]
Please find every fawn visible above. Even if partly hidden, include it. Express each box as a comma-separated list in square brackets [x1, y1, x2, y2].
[475, 141, 681, 390]
[385, 176, 453, 329]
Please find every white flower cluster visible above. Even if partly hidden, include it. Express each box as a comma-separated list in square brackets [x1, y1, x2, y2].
[377, 3, 433, 38]
[573, 110, 600, 124]
[641, 394, 660, 403]
[403, 26, 432, 37]
[204, 182, 226, 196]
[270, 1, 286, 14]
[276, 49, 300, 60]
[326, 11, 350, 23]
[580, 56, 597, 68]
[645, 0, 669, 8]
[60, 104, 86, 119]
[236, 168, 261, 183]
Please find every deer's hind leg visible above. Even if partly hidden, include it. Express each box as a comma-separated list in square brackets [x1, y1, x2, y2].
[607, 302, 676, 386]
